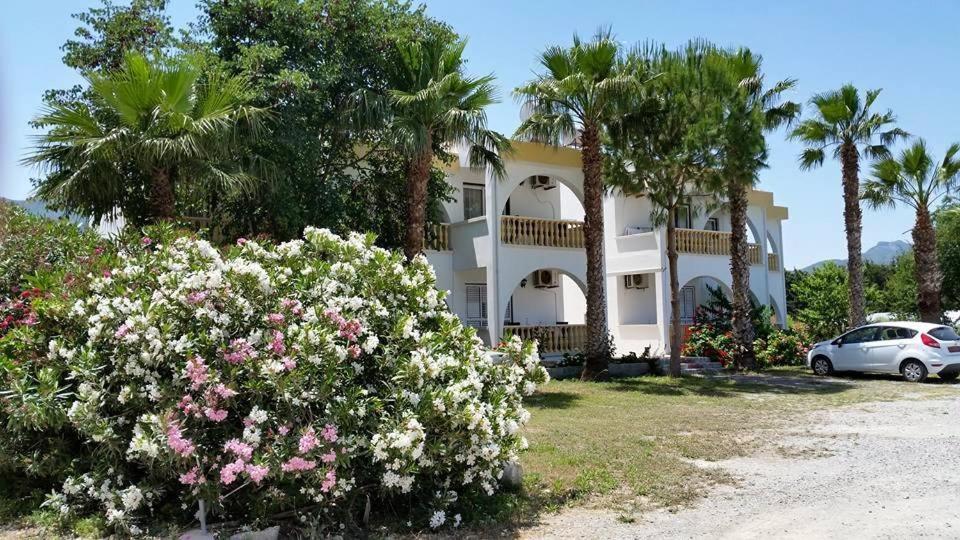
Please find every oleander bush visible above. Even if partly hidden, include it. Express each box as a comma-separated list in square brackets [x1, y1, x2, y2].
[0, 208, 547, 535]
[755, 330, 809, 367]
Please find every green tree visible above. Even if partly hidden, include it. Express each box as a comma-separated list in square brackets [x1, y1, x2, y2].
[362, 35, 509, 260]
[863, 140, 960, 322]
[792, 263, 850, 341]
[713, 48, 799, 370]
[25, 53, 272, 223]
[514, 29, 644, 379]
[883, 253, 919, 319]
[936, 204, 960, 312]
[606, 40, 721, 377]
[789, 85, 908, 328]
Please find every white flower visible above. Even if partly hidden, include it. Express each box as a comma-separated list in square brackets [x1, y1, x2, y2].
[429, 510, 446, 529]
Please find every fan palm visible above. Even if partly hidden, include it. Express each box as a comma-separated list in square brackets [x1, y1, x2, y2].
[714, 49, 799, 370]
[358, 35, 509, 260]
[863, 140, 960, 322]
[789, 85, 907, 327]
[24, 53, 272, 224]
[514, 28, 644, 380]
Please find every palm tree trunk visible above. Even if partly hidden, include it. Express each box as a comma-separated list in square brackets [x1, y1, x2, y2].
[840, 142, 866, 328]
[667, 210, 682, 378]
[913, 207, 942, 322]
[403, 136, 434, 261]
[579, 123, 610, 380]
[150, 167, 176, 221]
[727, 181, 756, 370]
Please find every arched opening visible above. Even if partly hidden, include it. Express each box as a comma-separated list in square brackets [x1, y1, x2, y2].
[769, 295, 785, 327]
[677, 275, 732, 324]
[703, 208, 760, 244]
[500, 174, 585, 220]
[501, 267, 587, 356]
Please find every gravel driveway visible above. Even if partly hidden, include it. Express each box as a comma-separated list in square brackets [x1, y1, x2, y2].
[521, 389, 960, 539]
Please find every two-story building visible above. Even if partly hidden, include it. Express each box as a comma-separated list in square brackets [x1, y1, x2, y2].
[424, 141, 788, 358]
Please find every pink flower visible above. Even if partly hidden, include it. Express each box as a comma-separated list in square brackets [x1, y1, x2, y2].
[186, 357, 209, 390]
[246, 464, 269, 484]
[93, 246, 104, 256]
[220, 459, 246, 485]
[102, 269, 113, 278]
[320, 469, 337, 492]
[348, 344, 361, 359]
[213, 384, 237, 399]
[281, 298, 303, 316]
[224, 439, 253, 461]
[267, 312, 285, 325]
[236, 237, 247, 246]
[323, 308, 345, 326]
[114, 323, 131, 339]
[338, 319, 362, 342]
[179, 466, 203, 485]
[298, 428, 318, 454]
[270, 330, 286, 355]
[166, 423, 195, 457]
[282, 357, 297, 371]
[223, 338, 255, 364]
[321, 450, 337, 463]
[278, 425, 290, 436]
[141, 236, 152, 246]
[177, 395, 198, 415]
[281, 457, 316, 472]
[186, 290, 209, 305]
[204, 407, 228, 422]
[321, 424, 338, 443]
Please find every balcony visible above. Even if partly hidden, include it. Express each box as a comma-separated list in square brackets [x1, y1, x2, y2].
[425, 223, 451, 251]
[767, 253, 780, 271]
[675, 229, 761, 265]
[504, 324, 587, 354]
[500, 216, 585, 249]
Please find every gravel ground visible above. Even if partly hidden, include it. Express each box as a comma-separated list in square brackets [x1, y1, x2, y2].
[520, 391, 960, 539]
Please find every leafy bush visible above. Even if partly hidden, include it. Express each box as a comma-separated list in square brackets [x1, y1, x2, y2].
[1, 221, 546, 534]
[681, 323, 734, 366]
[755, 331, 809, 368]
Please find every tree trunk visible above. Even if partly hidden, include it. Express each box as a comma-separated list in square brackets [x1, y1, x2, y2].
[727, 181, 756, 370]
[913, 207, 942, 323]
[667, 211, 682, 378]
[149, 167, 176, 221]
[579, 123, 611, 380]
[840, 143, 866, 328]
[403, 136, 434, 261]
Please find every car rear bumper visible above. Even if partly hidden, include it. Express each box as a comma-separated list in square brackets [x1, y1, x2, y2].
[929, 361, 960, 376]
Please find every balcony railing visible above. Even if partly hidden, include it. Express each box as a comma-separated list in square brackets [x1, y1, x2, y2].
[425, 223, 450, 251]
[675, 229, 761, 265]
[503, 324, 587, 354]
[500, 216, 585, 248]
[767, 253, 780, 271]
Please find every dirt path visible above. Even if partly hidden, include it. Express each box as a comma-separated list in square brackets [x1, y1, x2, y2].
[520, 392, 960, 539]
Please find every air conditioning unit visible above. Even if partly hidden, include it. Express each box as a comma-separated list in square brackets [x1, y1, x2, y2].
[528, 175, 556, 190]
[532, 269, 559, 288]
[624, 273, 649, 289]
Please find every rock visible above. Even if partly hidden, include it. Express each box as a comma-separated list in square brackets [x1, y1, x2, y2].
[502, 461, 523, 490]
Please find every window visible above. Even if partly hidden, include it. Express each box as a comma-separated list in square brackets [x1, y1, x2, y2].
[841, 326, 880, 345]
[679, 286, 696, 324]
[705, 217, 719, 231]
[929, 326, 960, 341]
[465, 283, 487, 327]
[463, 183, 485, 220]
[879, 327, 917, 341]
[504, 296, 514, 324]
[674, 205, 692, 229]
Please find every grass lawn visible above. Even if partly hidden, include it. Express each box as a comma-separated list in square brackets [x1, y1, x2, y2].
[504, 367, 959, 523]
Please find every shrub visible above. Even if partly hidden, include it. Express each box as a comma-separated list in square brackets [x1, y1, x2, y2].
[755, 331, 809, 368]
[1, 223, 547, 534]
[681, 324, 734, 366]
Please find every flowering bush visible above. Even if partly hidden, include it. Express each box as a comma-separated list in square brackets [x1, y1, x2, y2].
[682, 323, 735, 366]
[1, 223, 546, 534]
[755, 331, 809, 367]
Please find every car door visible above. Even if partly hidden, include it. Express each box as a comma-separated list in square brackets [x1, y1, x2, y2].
[832, 326, 879, 370]
[863, 326, 915, 372]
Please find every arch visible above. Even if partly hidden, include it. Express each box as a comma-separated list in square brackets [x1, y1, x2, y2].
[769, 295, 785, 327]
[498, 173, 585, 217]
[703, 208, 761, 244]
[501, 267, 587, 325]
[436, 204, 451, 224]
[765, 230, 779, 255]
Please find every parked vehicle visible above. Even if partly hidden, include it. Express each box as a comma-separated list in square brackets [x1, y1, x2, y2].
[807, 322, 960, 382]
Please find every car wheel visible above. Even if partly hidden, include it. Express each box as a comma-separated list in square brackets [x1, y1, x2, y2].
[812, 356, 833, 376]
[901, 360, 928, 383]
[939, 372, 959, 381]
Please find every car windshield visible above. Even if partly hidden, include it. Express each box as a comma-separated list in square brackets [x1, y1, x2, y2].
[929, 326, 960, 341]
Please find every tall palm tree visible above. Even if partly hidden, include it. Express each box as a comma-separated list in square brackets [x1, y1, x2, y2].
[789, 85, 907, 328]
[359, 35, 509, 260]
[606, 40, 720, 377]
[25, 53, 272, 224]
[514, 29, 644, 380]
[863, 140, 960, 322]
[714, 49, 799, 370]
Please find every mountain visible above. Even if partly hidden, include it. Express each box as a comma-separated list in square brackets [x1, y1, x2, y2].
[2, 198, 86, 226]
[802, 240, 912, 272]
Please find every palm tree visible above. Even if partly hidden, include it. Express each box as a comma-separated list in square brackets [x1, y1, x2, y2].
[606, 40, 720, 377]
[714, 49, 799, 370]
[359, 35, 509, 260]
[789, 85, 907, 328]
[863, 140, 960, 322]
[25, 53, 272, 224]
[514, 29, 644, 380]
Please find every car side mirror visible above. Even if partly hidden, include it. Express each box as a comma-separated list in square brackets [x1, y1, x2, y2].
[833, 338, 843, 347]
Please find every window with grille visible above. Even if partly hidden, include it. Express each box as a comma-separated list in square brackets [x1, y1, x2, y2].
[465, 283, 487, 327]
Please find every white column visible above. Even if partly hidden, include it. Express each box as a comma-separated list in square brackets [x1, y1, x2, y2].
[655, 228, 670, 354]
[485, 165, 501, 346]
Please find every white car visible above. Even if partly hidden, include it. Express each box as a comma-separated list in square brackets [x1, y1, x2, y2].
[807, 321, 960, 382]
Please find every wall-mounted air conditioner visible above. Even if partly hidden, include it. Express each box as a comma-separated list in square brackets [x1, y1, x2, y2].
[532, 269, 559, 288]
[624, 273, 649, 289]
[528, 175, 556, 190]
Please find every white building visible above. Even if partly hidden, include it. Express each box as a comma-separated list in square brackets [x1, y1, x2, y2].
[425, 141, 789, 357]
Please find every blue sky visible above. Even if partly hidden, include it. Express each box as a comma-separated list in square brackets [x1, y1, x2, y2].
[3, 1, 958, 269]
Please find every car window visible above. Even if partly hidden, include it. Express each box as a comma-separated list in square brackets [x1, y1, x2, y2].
[879, 327, 916, 340]
[929, 326, 960, 341]
[842, 327, 880, 344]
